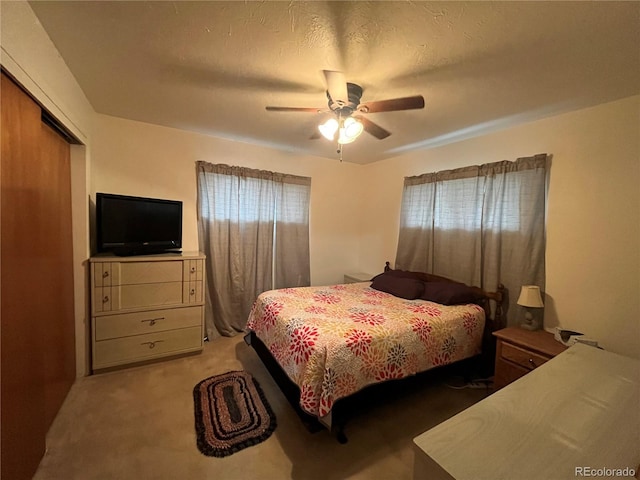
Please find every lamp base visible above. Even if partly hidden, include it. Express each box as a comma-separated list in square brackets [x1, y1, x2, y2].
[520, 321, 540, 331]
[520, 311, 540, 331]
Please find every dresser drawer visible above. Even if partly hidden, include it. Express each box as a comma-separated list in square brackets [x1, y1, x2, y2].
[92, 286, 113, 313]
[501, 342, 550, 370]
[183, 280, 203, 304]
[94, 306, 203, 340]
[93, 262, 113, 287]
[116, 282, 185, 310]
[183, 259, 204, 282]
[93, 282, 186, 314]
[93, 326, 203, 369]
[112, 261, 183, 285]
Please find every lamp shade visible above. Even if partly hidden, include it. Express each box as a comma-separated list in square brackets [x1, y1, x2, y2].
[517, 285, 544, 308]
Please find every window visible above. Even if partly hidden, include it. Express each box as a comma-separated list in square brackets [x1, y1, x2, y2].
[196, 162, 311, 337]
[396, 154, 547, 327]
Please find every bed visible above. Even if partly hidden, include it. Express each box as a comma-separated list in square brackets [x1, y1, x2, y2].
[244, 263, 504, 442]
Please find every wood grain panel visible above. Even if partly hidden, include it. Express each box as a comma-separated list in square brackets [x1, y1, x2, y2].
[494, 356, 530, 390]
[500, 342, 549, 370]
[40, 122, 75, 432]
[1, 72, 48, 480]
[1, 72, 75, 480]
[493, 327, 567, 357]
[493, 328, 567, 390]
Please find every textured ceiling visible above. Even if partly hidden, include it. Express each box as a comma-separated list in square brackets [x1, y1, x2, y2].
[29, 1, 640, 164]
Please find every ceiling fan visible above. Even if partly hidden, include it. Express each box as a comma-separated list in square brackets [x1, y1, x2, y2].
[265, 70, 425, 144]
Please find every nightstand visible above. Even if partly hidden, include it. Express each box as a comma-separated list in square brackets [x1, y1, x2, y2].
[493, 327, 568, 390]
[343, 272, 374, 284]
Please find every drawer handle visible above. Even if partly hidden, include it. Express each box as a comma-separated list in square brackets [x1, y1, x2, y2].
[102, 271, 109, 278]
[190, 266, 196, 273]
[141, 340, 164, 349]
[141, 317, 164, 326]
[103, 295, 109, 303]
[528, 358, 536, 369]
[190, 288, 195, 296]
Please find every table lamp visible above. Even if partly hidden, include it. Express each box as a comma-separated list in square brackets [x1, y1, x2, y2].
[517, 285, 544, 330]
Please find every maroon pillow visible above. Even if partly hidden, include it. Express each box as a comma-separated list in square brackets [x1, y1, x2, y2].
[372, 268, 460, 284]
[371, 275, 425, 300]
[421, 282, 483, 305]
[371, 268, 428, 283]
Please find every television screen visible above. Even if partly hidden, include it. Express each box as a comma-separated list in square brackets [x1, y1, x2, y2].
[96, 193, 182, 256]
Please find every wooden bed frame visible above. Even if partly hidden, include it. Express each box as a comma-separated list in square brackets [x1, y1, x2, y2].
[244, 263, 505, 443]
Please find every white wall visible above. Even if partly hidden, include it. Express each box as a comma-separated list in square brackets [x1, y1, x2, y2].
[359, 96, 640, 358]
[91, 114, 365, 287]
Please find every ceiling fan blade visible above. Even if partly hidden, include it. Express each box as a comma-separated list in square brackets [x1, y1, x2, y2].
[355, 115, 391, 140]
[266, 106, 323, 112]
[323, 70, 348, 105]
[359, 95, 425, 113]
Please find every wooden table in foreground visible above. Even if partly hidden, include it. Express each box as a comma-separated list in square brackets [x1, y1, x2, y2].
[413, 343, 640, 480]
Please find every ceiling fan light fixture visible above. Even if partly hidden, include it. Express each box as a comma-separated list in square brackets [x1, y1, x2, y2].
[266, 70, 425, 154]
[319, 118, 339, 141]
[344, 116, 364, 137]
[338, 117, 364, 145]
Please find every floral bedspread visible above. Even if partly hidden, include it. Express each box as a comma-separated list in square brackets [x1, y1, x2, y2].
[246, 282, 485, 418]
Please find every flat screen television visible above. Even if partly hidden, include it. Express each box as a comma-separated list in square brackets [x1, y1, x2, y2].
[96, 193, 182, 256]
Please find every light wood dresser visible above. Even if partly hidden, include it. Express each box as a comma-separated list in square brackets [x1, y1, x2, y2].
[90, 252, 205, 371]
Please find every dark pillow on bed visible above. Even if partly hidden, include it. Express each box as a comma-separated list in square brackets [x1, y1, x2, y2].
[371, 275, 425, 300]
[371, 268, 459, 284]
[421, 282, 483, 305]
[371, 268, 427, 283]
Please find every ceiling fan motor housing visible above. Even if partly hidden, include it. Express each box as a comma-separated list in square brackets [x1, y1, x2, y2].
[327, 83, 363, 117]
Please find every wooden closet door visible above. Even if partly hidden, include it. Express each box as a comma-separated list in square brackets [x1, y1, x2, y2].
[1, 72, 76, 480]
[40, 123, 76, 430]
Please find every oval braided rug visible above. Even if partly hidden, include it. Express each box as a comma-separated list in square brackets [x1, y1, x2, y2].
[193, 370, 277, 457]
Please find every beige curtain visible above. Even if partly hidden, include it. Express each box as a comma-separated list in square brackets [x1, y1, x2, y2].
[395, 154, 548, 326]
[196, 162, 311, 338]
